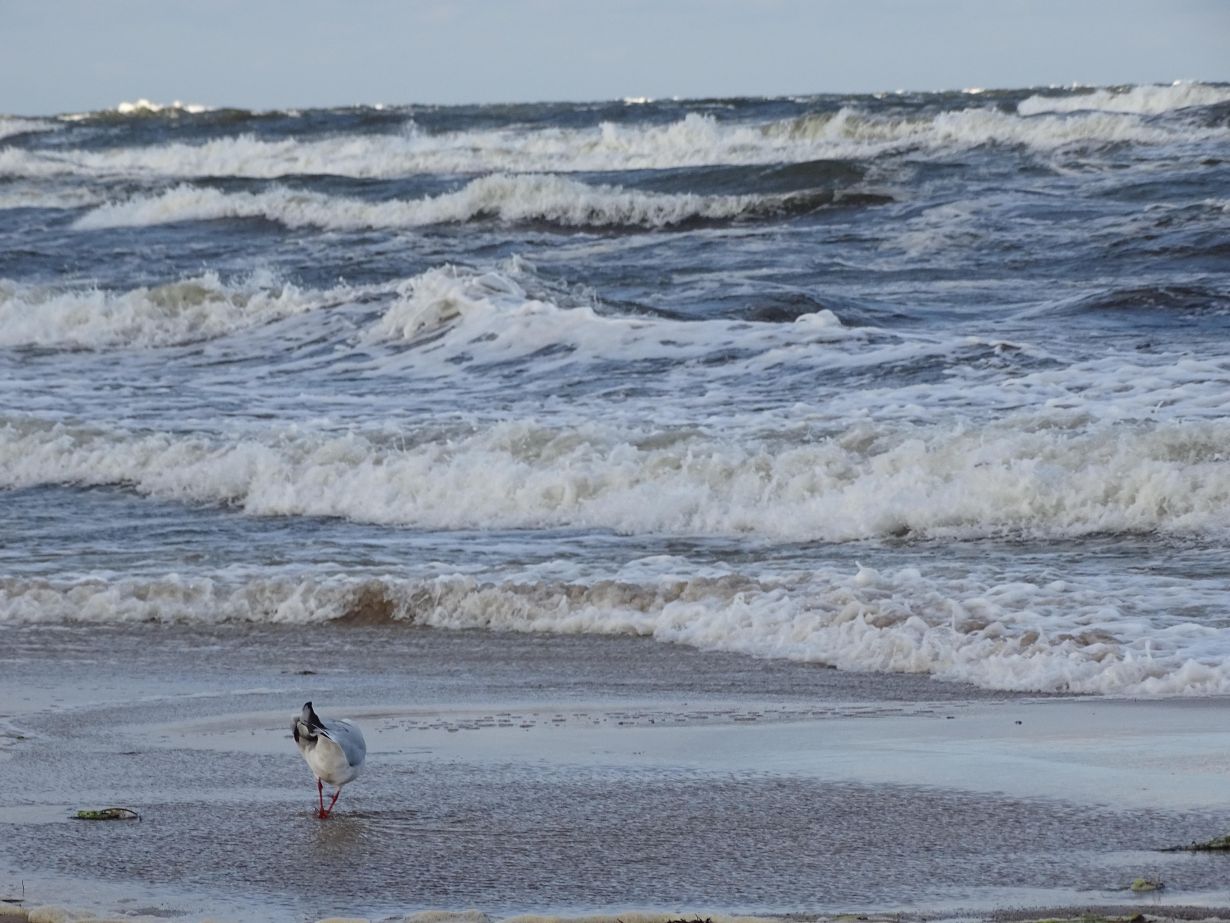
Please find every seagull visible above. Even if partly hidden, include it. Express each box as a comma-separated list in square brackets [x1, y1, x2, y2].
[292, 701, 366, 819]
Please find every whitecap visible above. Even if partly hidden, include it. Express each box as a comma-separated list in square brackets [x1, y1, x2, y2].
[1018, 81, 1230, 116]
[2, 414, 1228, 542]
[114, 98, 213, 115]
[73, 174, 769, 231]
[0, 271, 352, 349]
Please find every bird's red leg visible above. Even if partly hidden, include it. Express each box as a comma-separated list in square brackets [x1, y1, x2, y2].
[317, 778, 326, 819]
[323, 787, 341, 818]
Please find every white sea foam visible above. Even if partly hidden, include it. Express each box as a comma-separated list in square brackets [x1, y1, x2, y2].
[0, 271, 347, 348]
[3, 413, 1228, 542]
[1018, 81, 1230, 116]
[784, 104, 1202, 152]
[73, 174, 770, 231]
[370, 264, 850, 363]
[115, 98, 213, 115]
[4, 563, 1230, 696]
[5, 100, 1222, 181]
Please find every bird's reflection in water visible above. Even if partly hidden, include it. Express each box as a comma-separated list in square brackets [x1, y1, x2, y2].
[310, 811, 372, 854]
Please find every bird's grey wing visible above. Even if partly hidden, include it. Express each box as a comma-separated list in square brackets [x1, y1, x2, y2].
[321, 719, 366, 766]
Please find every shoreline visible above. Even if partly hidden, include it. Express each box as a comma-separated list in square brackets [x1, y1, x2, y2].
[8, 906, 1230, 923]
[4, 626, 1230, 921]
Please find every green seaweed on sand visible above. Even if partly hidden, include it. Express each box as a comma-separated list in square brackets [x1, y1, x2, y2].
[72, 807, 140, 821]
[1129, 879, 1164, 892]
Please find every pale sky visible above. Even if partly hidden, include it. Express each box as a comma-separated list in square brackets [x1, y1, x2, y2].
[2, 0, 1227, 115]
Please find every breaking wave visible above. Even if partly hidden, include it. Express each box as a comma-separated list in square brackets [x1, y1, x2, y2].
[765, 105, 1196, 150]
[0, 271, 348, 348]
[370, 263, 851, 358]
[114, 98, 213, 116]
[4, 565, 1230, 695]
[1017, 81, 1230, 116]
[3, 415, 1228, 542]
[73, 174, 848, 231]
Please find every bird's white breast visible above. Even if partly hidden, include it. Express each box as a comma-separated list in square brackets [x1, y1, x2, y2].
[296, 717, 366, 787]
[303, 734, 361, 786]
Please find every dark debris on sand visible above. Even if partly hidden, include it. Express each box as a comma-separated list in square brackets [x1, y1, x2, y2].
[985, 908, 1230, 923]
[1161, 833, 1230, 852]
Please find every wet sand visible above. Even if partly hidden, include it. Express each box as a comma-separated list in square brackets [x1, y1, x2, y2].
[3, 624, 1230, 922]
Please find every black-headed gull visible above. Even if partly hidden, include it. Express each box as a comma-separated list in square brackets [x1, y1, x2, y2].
[292, 701, 366, 819]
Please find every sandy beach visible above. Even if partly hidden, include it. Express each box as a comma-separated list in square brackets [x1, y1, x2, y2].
[4, 624, 1230, 922]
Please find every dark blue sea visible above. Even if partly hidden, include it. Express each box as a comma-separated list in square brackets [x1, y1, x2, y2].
[2, 82, 1230, 694]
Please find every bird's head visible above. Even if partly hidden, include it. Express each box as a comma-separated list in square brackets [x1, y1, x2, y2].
[300, 701, 324, 731]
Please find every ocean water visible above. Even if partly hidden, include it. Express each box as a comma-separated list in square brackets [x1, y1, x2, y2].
[3, 81, 1230, 696]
